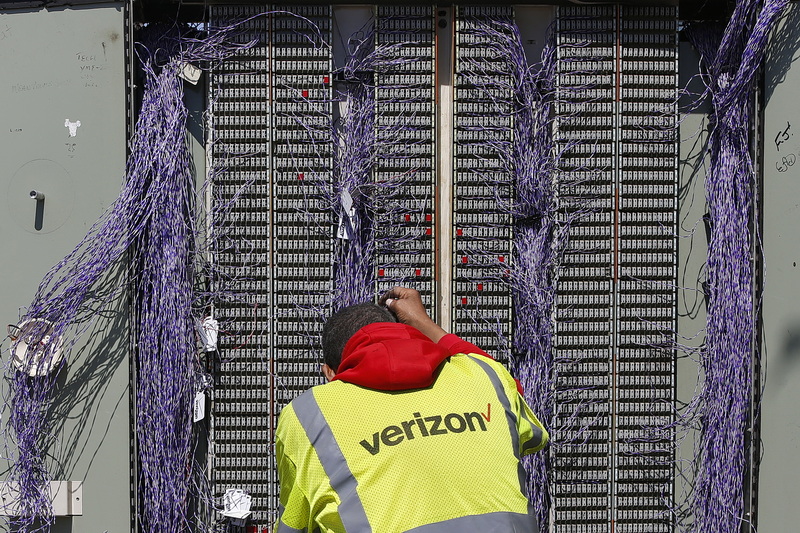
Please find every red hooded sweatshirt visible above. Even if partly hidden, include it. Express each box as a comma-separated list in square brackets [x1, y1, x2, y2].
[332, 322, 523, 394]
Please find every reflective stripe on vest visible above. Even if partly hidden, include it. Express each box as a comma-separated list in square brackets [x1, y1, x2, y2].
[406, 511, 538, 533]
[520, 407, 546, 454]
[465, 355, 534, 519]
[468, 359, 546, 453]
[293, 390, 373, 533]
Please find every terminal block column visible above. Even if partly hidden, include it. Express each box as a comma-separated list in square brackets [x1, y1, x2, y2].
[553, 5, 617, 531]
[373, 6, 437, 316]
[452, 5, 515, 362]
[270, 4, 333, 413]
[210, 5, 335, 525]
[209, 5, 273, 525]
[614, 6, 677, 533]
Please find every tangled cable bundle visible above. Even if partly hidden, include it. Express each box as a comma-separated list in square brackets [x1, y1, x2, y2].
[683, 1, 789, 531]
[330, 30, 380, 310]
[131, 30, 201, 533]
[458, 15, 569, 528]
[505, 35, 564, 528]
[118, 25, 258, 533]
[287, 19, 437, 311]
[2, 23, 254, 533]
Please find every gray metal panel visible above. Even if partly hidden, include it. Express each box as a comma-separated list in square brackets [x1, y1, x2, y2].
[675, 38, 710, 525]
[760, 3, 800, 530]
[0, 3, 130, 533]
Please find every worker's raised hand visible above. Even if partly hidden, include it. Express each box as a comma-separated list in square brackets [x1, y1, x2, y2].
[380, 287, 448, 343]
[379, 286, 426, 323]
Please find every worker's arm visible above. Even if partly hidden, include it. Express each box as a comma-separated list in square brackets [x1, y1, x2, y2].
[436, 333, 489, 358]
[378, 287, 491, 356]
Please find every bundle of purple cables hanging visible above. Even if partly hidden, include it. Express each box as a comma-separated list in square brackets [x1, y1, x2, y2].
[3, 23, 253, 533]
[685, 1, 788, 531]
[330, 31, 380, 310]
[506, 34, 563, 531]
[321, 23, 434, 311]
[459, 15, 564, 529]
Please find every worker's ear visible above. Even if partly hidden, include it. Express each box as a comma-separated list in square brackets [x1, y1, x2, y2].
[321, 363, 336, 382]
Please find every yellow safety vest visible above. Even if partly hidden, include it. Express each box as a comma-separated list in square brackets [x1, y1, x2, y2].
[275, 353, 548, 533]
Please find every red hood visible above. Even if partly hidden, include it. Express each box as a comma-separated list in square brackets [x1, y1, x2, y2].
[332, 322, 450, 391]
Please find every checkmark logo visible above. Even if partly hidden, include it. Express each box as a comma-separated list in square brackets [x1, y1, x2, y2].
[481, 403, 491, 423]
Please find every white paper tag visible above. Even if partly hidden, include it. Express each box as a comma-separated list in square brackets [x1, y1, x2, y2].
[193, 391, 205, 422]
[336, 207, 357, 240]
[179, 62, 202, 85]
[197, 316, 219, 352]
[340, 189, 353, 213]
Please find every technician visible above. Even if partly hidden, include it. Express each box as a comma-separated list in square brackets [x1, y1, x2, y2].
[275, 286, 548, 533]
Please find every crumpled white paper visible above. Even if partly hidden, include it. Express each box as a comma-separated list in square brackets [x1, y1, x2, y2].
[222, 488, 252, 522]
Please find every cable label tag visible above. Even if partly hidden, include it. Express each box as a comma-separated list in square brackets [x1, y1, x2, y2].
[337, 207, 357, 240]
[179, 63, 202, 85]
[337, 190, 356, 240]
[197, 316, 219, 352]
[193, 391, 205, 422]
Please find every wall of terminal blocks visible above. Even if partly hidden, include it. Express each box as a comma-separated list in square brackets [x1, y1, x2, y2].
[207, 4, 679, 531]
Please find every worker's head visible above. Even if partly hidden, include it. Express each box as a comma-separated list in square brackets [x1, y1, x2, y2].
[321, 302, 396, 380]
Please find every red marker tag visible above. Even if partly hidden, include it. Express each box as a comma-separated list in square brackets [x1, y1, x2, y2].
[405, 214, 411, 222]
[378, 268, 385, 276]
[499, 256, 505, 263]
[457, 229, 463, 236]
[302, 89, 309, 97]
[461, 297, 468, 305]
[462, 256, 468, 264]
[425, 214, 432, 222]
[323, 76, 330, 84]
[425, 228, 432, 235]
[477, 283, 483, 291]
[298, 173, 304, 180]
[415, 269, 421, 276]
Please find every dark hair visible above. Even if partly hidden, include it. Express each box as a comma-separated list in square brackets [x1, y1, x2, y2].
[322, 303, 396, 371]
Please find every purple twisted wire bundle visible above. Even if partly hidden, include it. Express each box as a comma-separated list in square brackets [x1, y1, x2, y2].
[508, 37, 563, 529]
[319, 21, 433, 310]
[2, 22, 254, 533]
[685, 1, 789, 531]
[131, 32, 198, 533]
[331, 31, 379, 310]
[132, 25, 257, 533]
[460, 15, 565, 529]
[5, 373, 58, 529]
